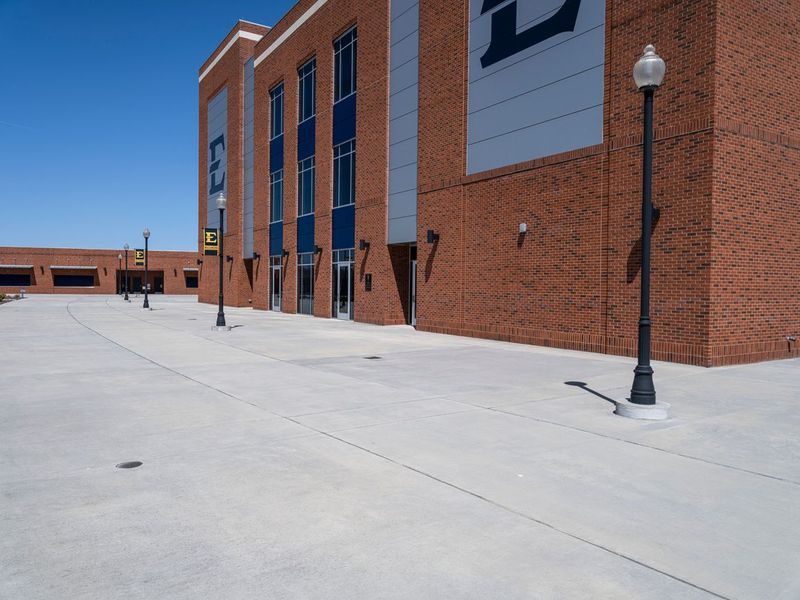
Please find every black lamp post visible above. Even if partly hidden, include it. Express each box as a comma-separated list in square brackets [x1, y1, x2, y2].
[216, 193, 227, 328]
[629, 45, 665, 406]
[143, 228, 150, 309]
[123, 243, 130, 301]
[117, 254, 123, 294]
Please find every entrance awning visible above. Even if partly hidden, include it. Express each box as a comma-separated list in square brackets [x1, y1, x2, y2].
[49, 265, 98, 270]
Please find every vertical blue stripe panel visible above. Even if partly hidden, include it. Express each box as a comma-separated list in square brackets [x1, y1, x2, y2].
[242, 58, 255, 258]
[297, 215, 315, 254]
[270, 135, 284, 172]
[269, 222, 284, 256]
[332, 94, 356, 145]
[331, 204, 355, 250]
[297, 117, 316, 161]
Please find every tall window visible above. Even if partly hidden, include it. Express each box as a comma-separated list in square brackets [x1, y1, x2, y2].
[298, 58, 316, 123]
[333, 139, 355, 208]
[270, 169, 283, 222]
[270, 82, 284, 139]
[334, 28, 357, 102]
[298, 156, 315, 216]
[297, 253, 314, 315]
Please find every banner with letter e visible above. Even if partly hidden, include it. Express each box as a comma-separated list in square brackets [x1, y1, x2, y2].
[203, 228, 220, 256]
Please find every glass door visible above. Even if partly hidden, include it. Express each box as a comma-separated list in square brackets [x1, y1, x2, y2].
[410, 258, 417, 327]
[270, 257, 282, 311]
[332, 249, 354, 320]
[336, 262, 351, 319]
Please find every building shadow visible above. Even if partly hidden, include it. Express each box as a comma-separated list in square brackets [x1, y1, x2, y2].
[564, 381, 617, 406]
[626, 207, 661, 283]
[424, 240, 438, 282]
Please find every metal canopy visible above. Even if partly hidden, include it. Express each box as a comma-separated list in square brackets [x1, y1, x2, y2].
[49, 265, 98, 270]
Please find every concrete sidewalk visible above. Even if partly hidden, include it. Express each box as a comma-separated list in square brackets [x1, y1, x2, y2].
[1, 295, 798, 599]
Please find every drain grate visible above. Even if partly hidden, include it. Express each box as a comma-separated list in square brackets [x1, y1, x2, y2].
[116, 461, 143, 469]
[364, 356, 382, 360]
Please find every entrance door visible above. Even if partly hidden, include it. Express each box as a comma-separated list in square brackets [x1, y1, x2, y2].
[270, 260, 282, 311]
[335, 262, 352, 320]
[410, 259, 417, 327]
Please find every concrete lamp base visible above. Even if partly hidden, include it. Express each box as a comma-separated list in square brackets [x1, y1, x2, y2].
[212, 325, 232, 332]
[614, 400, 670, 421]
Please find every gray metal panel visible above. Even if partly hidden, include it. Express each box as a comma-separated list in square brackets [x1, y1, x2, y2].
[390, 28, 418, 67]
[207, 86, 228, 232]
[388, 0, 420, 245]
[389, 58, 419, 96]
[466, 0, 606, 174]
[389, 136, 418, 170]
[389, 163, 417, 195]
[388, 188, 417, 220]
[387, 214, 417, 245]
[391, 0, 417, 19]
[243, 58, 255, 258]
[389, 84, 418, 119]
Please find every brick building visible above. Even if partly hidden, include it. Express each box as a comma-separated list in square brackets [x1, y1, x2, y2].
[197, 0, 800, 366]
[0, 247, 200, 295]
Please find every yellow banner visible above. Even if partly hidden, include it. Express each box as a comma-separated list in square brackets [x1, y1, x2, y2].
[134, 249, 145, 266]
[203, 228, 220, 256]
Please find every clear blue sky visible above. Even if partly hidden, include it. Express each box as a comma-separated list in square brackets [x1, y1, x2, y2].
[0, 0, 293, 251]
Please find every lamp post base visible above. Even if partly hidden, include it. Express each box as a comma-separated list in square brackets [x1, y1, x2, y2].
[614, 400, 670, 421]
[211, 325, 232, 332]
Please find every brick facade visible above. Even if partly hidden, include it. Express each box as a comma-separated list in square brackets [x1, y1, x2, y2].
[197, 1, 800, 366]
[0, 247, 199, 295]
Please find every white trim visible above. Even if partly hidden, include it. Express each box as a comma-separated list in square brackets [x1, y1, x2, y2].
[0, 264, 33, 269]
[254, 0, 329, 68]
[199, 31, 264, 82]
[182, 267, 200, 272]
[49, 265, 98, 270]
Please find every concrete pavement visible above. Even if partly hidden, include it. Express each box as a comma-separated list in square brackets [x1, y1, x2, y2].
[1, 295, 798, 599]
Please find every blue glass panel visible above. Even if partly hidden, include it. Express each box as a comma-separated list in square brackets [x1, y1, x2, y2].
[332, 94, 356, 146]
[270, 135, 284, 172]
[332, 204, 355, 250]
[297, 214, 315, 254]
[298, 117, 316, 161]
[269, 222, 284, 256]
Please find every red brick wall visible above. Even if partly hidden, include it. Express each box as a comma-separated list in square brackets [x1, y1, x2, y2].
[414, 0, 720, 365]
[250, 0, 404, 322]
[195, 0, 799, 366]
[0, 247, 198, 295]
[708, 0, 800, 364]
[198, 22, 269, 308]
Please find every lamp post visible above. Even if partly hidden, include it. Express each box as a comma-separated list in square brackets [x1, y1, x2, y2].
[216, 193, 227, 328]
[623, 44, 666, 415]
[123, 243, 130, 301]
[117, 254, 123, 294]
[143, 228, 150, 309]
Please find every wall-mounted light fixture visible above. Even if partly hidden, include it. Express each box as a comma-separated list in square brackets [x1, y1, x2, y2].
[426, 230, 439, 244]
[359, 239, 370, 251]
[226, 255, 233, 262]
[282, 249, 289, 257]
[197, 259, 203, 265]
[519, 223, 528, 234]
[314, 245, 323, 254]
[252, 252, 261, 260]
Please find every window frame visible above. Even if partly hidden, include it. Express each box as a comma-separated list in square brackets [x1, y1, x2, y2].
[298, 58, 317, 124]
[333, 27, 357, 103]
[269, 82, 284, 140]
[270, 169, 284, 223]
[333, 138, 356, 208]
[297, 156, 316, 217]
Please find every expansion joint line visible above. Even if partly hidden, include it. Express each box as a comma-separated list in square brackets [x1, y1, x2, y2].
[65, 299, 729, 599]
